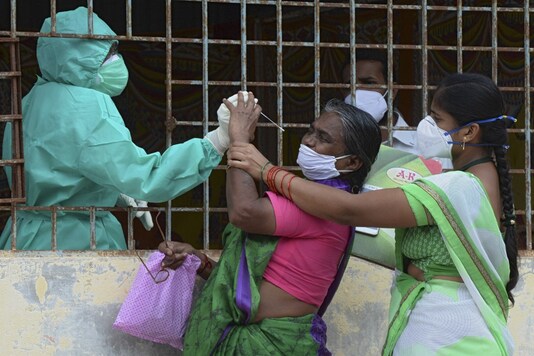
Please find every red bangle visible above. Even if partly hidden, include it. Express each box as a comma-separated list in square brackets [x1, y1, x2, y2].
[279, 171, 291, 198]
[266, 166, 283, 193]
[197, 253, 212, 275]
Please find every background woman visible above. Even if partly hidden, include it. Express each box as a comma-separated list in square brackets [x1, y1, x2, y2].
[229, 73, 518, 355]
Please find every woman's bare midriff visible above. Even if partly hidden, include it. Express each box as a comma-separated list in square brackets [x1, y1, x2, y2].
[407, 262, 463, 283]
[253, 280, 318, 323]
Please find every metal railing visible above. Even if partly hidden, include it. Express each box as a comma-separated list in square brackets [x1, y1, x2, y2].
[0, 0, 532, 252]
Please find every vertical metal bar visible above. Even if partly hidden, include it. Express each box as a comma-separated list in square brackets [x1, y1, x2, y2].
[241, 0, 247, 90]
[276, 0, 283, 166]
[202, 0, 210, 249]
[202, 0, 209, 142]
[254, 18, 264, 113]
[87, 0, 94, 36]
[314, 1, 320, 118]
[50, 0, 57, 34]
[524, 2, 532, 250]
[10, 0, 15, 37]
[165, 195, 172, 241]
[386, 0, 394, 143]
[456, 0, 462, 72]
[128, 208, 135, 250]
[165, 0, 173, 242]
[491, 1, 497, 82]
[347, 0, 356, 107]
[10, 205, 16, 250]
[126, 0, 132, 38]
[51, 206, 57, 251]
[9, 37, 24, 252]
[10, 40, 24, 201]
[421, 0, 428, 116]
[89, 206, 96, 250]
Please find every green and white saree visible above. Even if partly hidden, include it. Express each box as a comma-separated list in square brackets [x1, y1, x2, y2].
[383, 171, 514, 355]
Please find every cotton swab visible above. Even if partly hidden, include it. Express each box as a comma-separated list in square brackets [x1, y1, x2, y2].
[260, 112, 285, 132]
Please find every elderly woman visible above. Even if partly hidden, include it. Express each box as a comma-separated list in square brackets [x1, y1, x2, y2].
[159, 93, 382, 355]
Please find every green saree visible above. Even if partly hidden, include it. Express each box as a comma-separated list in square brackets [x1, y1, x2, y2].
[382, 171, 514, 355]
[183, 224, 330, 355]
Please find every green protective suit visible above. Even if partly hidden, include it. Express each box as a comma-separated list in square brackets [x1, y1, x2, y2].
[1, 7, 221, 250]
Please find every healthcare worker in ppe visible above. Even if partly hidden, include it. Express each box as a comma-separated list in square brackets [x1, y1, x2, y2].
[0, 7, 244, 250]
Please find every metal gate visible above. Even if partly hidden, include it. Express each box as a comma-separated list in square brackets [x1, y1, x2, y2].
[0, 1, 532, 254]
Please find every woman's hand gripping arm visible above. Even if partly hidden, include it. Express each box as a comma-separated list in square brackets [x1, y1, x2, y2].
[228, 142, 417, 229]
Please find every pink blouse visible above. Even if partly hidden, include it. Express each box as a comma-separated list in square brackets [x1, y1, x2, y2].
[263, 191, 351, 307]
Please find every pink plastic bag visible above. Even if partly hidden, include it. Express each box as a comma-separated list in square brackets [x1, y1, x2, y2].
[113, 251, 200, 350]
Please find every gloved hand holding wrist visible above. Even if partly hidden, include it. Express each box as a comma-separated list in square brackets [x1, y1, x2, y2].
[205, 91, 258, 155]
[205, 128, 227, 156]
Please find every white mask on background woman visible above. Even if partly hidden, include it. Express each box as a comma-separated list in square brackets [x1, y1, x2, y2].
[296, 144, 352, 181]
[416, 115, 453, 159]
[344, 89, 388, 122]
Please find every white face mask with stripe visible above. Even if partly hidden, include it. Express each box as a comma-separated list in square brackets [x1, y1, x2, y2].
[416, 115, 453, 159]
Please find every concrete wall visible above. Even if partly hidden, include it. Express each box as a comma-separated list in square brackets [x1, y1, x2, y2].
[0, 251, 533, 355]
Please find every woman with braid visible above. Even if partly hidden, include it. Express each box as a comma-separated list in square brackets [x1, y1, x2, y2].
[229, 73, 518, 355]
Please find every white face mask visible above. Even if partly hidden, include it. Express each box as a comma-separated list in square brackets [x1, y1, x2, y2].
[344, 89, 388, 122]
[416, 115, 453, 159]
[296, 144, 352, 181]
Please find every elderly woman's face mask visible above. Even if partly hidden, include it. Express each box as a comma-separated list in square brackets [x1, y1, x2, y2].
[298, 112, 356, 180]
[297, 144, 353, 181]
[92, 54, 129, 97]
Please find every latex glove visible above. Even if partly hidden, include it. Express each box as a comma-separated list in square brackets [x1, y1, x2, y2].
[205, 91, 258, 155]
[134, 199, 154, 231]
[116, 193, 154, 231]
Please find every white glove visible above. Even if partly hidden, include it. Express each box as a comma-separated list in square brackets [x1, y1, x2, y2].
[205, 91, 258, 155]
[133, 199, 154, 231]
[116, 193, 154, 231]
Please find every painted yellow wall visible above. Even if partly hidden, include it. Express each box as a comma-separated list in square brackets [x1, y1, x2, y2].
[0, 251, 532, 355]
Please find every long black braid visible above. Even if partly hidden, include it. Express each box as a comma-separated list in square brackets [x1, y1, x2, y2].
[494, 146, 519, 305]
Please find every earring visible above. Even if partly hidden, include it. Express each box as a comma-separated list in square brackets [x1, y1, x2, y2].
[462, 137, 466, 150]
